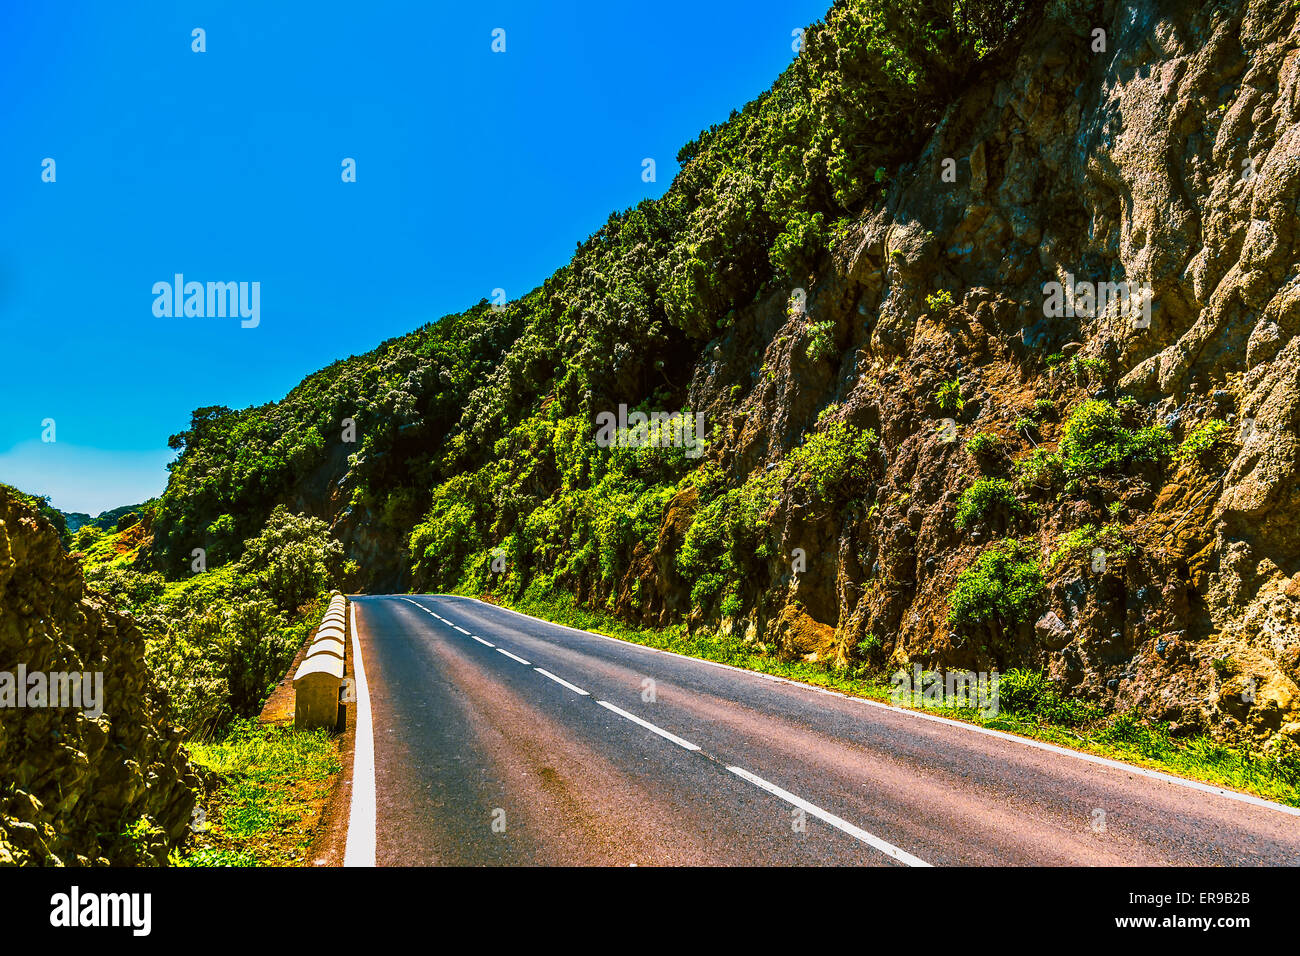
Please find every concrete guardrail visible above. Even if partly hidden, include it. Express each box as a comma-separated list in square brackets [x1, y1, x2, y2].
[293, 591, 348, 730]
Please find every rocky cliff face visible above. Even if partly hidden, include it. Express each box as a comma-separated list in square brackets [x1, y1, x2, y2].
[664, 0, 1300, 749]
[0, 488, 197, 865]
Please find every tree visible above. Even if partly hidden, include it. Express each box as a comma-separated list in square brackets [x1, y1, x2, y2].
[235, 506, 344, 613]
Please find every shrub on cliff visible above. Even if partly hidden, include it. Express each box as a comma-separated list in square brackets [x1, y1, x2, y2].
[1059, 400, 1171, 476]
[948, 538, 1044, 630]
[788, 420, 879, 503]
[954, 477, 1020, 530]
[677, 470, 778, 615]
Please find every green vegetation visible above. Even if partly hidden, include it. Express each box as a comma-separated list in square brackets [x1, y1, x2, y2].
[1049, 521, 1133, 568]
[84, 507, 348, 737]
[788, 420, 878, 503]
[925, 289, 955, 312]
[1058, 399, 1171, 475]
[177, 719, 342, 867]
[804, 318, 837, 362]
[954, 477, 1019, 530]
[1015, 399, 1171, 488]
[965, 431, 1001, 457]
[677, 471, 779, 614]
[1066, 354, 1108, 384]
[670, 413, 875, 615]
[1015, 446, 1061, 486]
[1176, 418, 1232, 463]
[1012, 398, 1056, 436]
[935, 378, 963, 413]
[948, 538, 1045, 629]
[997, 668, 1101, 726]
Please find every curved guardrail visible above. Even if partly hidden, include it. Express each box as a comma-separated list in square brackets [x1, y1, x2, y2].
[293, 592, 348, 730]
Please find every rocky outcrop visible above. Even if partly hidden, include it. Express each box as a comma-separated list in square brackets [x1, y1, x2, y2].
[674, 0, 1300, 751]
[0, 488, 198, 865]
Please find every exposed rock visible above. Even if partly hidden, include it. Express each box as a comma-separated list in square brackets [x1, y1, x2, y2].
[671, 0, 1300, 752]
[0, 488, 198, 865]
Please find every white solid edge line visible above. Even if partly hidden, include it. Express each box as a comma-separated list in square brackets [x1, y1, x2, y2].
[471, 635, 495, 647]
[727, 765, 931, 867]
[497, 648, 532, 665]
[596, 700, 700, 751]
[535, 667, 591, 696]
[851, 699, 1300, 817]
[344, 601, 377, 867]
[449, 596, 1300, 818]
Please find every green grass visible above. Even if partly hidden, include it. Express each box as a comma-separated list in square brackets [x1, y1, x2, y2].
[172, 846, 259, 867]
[176, 719, 342, 867]
[484, 585, 1300, 807]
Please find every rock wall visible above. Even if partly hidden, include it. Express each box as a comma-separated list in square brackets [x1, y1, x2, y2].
[0, 487, 198, 865]
[669, 0, 1300, 749]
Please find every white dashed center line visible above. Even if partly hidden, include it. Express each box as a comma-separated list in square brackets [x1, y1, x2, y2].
[726, 765, 930, 866]
[496, 648, 532, 666]
[596, 700, 700, 751]
[534, 668, 590, 696]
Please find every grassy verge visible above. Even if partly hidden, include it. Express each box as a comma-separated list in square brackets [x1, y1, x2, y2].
[174, 719, 342, 867]
[481, 584, 1300, 808]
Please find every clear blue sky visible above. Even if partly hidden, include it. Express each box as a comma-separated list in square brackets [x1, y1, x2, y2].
[0, 0, 829, 515]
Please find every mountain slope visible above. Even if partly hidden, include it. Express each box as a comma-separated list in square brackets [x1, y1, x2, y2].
[146, 0, 1300, 760]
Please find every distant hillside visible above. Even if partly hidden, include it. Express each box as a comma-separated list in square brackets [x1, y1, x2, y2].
[61, 503, 145, 535]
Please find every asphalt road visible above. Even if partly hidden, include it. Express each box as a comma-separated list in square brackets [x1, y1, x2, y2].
[348, 594, 1300, 866]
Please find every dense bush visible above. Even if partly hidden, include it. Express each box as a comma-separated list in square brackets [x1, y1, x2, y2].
[954, 477, 1019, 530]
[84, 508, 345, 738]
[234, 506, 348, 613]
[788, 420, 878, 503]
[948, 538, 1044, 629]
[678, 470, 779, 615]
[1058, 399, 1171, 476]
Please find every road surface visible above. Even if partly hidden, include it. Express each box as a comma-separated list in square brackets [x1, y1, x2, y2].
[343, 594, 1300, 866]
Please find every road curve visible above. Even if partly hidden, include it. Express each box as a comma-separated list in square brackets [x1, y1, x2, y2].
[348, 594, 1300, 866]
